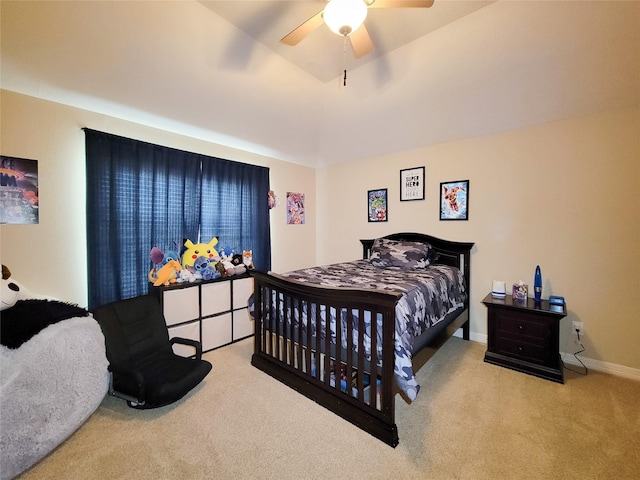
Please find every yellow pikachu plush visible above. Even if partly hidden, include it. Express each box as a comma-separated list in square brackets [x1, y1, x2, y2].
[181, 237, 219, 268]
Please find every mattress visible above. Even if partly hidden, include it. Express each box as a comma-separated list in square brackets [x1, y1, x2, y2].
[278, 260, 467, 400]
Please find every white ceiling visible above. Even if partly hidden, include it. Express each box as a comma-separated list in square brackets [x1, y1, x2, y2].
[200, 1, 495, 83]
[1, 1, 639, 168]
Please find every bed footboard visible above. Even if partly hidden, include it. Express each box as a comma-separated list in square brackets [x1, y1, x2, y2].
[250, 270, 403, 447]
[251, 233, 473, 447]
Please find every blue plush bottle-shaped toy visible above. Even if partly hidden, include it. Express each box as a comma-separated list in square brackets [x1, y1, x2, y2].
[534, 265, 542, 302]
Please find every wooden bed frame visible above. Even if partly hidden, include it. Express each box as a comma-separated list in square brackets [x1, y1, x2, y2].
[250, 233, 474, 447]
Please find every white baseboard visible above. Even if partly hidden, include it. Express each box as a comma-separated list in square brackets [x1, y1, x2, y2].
[560, 351, 640, 381]
[469, 332, 488, 344]
[453, 329, 640, 381]
[453, 328, 487, 344]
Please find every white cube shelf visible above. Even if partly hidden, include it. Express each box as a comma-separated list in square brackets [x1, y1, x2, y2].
[150, 273, 254, 354]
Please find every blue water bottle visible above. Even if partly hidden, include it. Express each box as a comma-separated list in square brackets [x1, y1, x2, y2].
[534, 265, 542, 302]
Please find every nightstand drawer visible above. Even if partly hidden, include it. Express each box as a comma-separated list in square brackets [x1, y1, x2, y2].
[494, 311, 549, 344]
[495, 336, 547, 364]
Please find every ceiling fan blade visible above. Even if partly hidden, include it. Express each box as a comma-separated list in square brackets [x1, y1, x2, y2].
[367, 0, 434, 8]
[349, 24, 374, 58]
[280, 9, 325, 46]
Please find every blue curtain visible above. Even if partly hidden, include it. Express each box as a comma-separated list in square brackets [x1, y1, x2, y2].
[200, 157, 271, 271]
[85, 129, 271, 310]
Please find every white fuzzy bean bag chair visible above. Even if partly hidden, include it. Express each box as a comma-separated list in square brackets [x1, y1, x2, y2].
[0, 267, 109, 480]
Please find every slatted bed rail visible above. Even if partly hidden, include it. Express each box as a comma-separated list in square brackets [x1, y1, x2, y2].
[250, 270, 403, 447]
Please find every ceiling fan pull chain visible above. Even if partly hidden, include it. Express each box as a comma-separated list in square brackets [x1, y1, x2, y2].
[340, 35, 348, 88]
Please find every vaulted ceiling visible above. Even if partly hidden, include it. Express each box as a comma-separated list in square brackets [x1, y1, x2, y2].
[200, 1, 494, 83]
[1, 1, 639, 168]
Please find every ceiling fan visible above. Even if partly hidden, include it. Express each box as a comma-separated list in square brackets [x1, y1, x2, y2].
[280, 0, 435, 58]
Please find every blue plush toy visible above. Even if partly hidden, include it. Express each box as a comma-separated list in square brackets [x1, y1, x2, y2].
[193, 256, 219, 281]
[163, 250, 180, 265]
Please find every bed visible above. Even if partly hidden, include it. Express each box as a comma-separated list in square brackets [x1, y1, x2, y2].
[250, 233, 473, 447]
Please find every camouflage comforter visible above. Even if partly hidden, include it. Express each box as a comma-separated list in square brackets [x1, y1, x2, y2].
[280, 260, 466, 401]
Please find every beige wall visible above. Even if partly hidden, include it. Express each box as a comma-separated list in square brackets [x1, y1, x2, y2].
[0, 90, 316, 304]
[317, 106, 640, 372]
[2, 89, 638, 374]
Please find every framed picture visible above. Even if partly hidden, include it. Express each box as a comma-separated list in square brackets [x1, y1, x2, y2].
[0, 156, 39, 225]
[286, 192, 305, 224]
[367, 188, 388, 222]
[440, 180, 469, 221]
[400, 166, 425, 201]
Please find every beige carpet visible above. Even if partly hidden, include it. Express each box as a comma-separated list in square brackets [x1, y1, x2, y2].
[17, 337, 640, 479]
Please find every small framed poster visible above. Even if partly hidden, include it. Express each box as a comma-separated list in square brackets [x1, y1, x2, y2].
[286, 192, 305, 224]
[367, 188, 388, 222]
[0, 156, 39, 224]
[440, 180, 469, 221]
[400, 166, 425, 201]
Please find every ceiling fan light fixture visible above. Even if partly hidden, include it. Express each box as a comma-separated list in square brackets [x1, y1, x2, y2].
[323, 0, 368, 37]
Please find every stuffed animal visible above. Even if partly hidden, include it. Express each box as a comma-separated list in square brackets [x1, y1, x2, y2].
[181, 237, 219, 269]
[1, 265, 20, 311]
[192, 256, 207, 279]
[148, 247, 182, 281]
[242, 250, 254, 269]
[219, 246, 233, 259]
[148, 247, 164, 281]
[214, 262, 226, 277]
[148, 259, 182, 286]
[225, 261, 245, 276]
[228, 250, 253, 270]
[176, 268, 196, 283]
[219, 247, 246, 276]
[1, 265, 49, 310]
[192, 256, 219, 281]
[229, 250, 253, 274]
[163, 250, 181, 264]
[150, 247, 164, 265]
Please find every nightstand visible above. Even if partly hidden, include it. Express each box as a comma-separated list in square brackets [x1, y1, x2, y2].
[482, 293, 567, 383]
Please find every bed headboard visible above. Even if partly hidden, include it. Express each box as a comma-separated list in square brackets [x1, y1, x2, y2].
[360, 233, 474, 292]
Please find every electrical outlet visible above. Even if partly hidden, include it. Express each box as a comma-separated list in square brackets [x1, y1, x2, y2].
[571, 320, 584, 344]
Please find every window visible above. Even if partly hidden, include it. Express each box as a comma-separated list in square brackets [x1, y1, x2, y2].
[85, 129, 270, 309]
